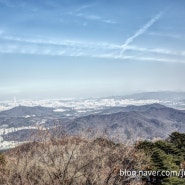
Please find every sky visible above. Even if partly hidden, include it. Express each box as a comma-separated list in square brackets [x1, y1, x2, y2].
[0, 0, 185, 100]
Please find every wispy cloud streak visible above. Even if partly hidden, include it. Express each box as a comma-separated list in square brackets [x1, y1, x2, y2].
[76, 4, 95, 12]
[66, 11, 116, 24]
[1, 31, 185, 63]
[120, 11, 164, 56]
[0, 34, 121, 50]
[66, 3, 116, 24]
[148, 32, 182, 39]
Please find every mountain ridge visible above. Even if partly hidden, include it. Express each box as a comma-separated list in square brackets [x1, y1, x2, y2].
[1, 103, 185, 142]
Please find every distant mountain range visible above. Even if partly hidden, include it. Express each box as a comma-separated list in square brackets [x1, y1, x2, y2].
[64, 103, 185, 141]
[1, 102, 185, 144]
[123, 91, 185, 100]
[0, 106, 54, 118]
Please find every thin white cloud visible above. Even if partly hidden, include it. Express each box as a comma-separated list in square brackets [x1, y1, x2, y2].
[92, 53, 185, 64]
[126, 45, 185, 56]
[0, 42, 185, 64]
[103, 19, 116, 24]
[1, 32, 185, 63]
[75, 13, 116, 24]
[120, 10, 164, 56]
[66, 3, 116, 24]
[76, 4, 95, 12]
[0, 34, 121, 50]
[76, 13, 100, 20]
[148, 32, 182, 39]
[131, 56, 185, 64]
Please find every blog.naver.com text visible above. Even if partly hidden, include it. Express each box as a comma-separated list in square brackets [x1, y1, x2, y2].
[120, 169, 185, 178]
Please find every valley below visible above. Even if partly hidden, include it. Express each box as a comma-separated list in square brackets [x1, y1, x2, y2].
[0, 92, 185, 150]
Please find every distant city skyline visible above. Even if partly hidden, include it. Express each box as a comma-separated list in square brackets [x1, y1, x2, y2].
[0, 0, 185, 100]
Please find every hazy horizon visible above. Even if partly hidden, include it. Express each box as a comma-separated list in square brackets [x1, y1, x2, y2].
[1, 0, 185, 99]
[0, 90, 185, 102]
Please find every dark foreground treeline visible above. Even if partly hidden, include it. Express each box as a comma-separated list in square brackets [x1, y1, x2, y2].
[0, 132, 185, 185]
[137, 132, 185, 185]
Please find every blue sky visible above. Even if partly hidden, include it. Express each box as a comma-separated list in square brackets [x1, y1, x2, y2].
[0, 0, 185, 99]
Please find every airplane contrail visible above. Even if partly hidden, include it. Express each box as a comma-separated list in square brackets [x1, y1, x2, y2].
[120, 11, 164, 56]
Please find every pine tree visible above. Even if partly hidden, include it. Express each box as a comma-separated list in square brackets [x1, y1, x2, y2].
[136, 132, 185, 185]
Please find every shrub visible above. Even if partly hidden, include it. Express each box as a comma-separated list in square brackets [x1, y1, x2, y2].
[1, 136, 147, 185]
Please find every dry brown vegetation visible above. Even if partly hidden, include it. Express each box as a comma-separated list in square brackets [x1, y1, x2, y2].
[0, 135, 149, 185]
